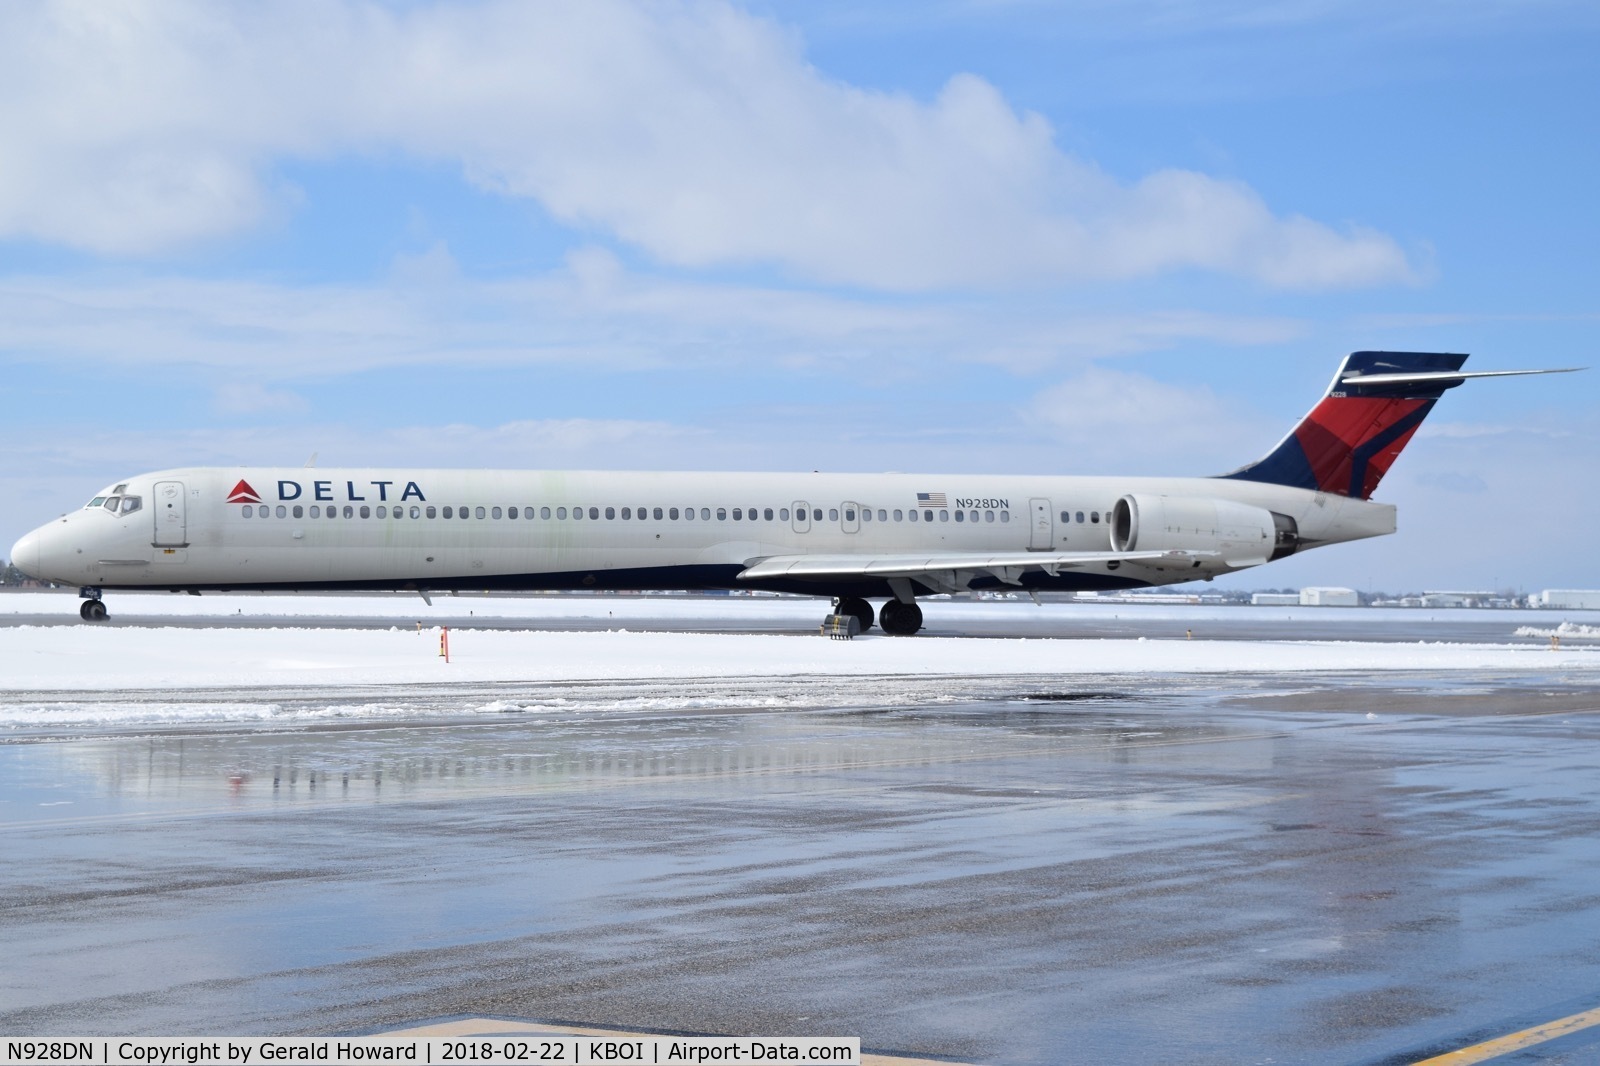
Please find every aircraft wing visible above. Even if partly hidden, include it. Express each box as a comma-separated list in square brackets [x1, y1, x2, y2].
[737, 549, 1215, 594]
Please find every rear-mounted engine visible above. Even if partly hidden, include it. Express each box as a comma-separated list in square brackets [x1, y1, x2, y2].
[1110, 494, 1299, 565]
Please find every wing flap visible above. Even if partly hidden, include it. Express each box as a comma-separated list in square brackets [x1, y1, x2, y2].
[738, 549, 1214, 589]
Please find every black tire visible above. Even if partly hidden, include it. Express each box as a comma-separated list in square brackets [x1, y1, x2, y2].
[835, 596, 875, 632]
[80, 599, 108, 622]
[879, 600, 922, 636]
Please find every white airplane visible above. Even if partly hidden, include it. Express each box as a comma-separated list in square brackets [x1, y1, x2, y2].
[9, 352, 1578, 632]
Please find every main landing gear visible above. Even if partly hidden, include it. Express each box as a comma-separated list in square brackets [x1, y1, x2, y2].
[878, 599, 923, 636]
[79, 589, 108, 622]
[833, 596, 875, 633]
[823, 596, 923, 636]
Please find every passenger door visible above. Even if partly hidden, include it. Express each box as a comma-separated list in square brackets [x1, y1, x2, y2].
[152, 481, 188, 547]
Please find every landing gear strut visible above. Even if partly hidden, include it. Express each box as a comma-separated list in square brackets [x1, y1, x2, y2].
[78, 590, 108, 623]
[879, 599, 923, 636]
[832, 596, 875, 633]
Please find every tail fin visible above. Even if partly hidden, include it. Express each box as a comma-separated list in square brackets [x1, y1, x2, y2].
[1220, 351, 1468, 500]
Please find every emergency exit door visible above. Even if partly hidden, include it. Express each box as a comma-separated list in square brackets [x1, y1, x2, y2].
[1028, 497, 1053, 551]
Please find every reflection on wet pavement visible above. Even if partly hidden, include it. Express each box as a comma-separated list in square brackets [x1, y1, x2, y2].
[5, 673, 1600, 1065]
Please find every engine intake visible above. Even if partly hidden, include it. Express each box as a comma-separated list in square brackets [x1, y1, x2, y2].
[1110, 494, 1299, 565]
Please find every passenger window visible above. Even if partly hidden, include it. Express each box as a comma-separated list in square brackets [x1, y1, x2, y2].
[379, 506, 390, 519]
[669, 507, 679, 520]
[1076, 512, 1085, 523]
[954, 510, 964, 522]
[717, 508, 727, 520]
[1061, 511, 1070, 523]
[878, 509, 887, 522]
[969, 510, 978, 523]
[604, 506, 615, 520]
[654, 507, 663, 520]
[276, 505, 288, 518]
[764, 508, 774, 520]
[541, 506, 551, 519]
[780, 508, 789, 521]
[812, 509, 822, 521]
[925, 510, 934, 521]
[894, 509, 903, 521]
[732, 508, 742, 521]
[340, 505, 351, 518]
[242, 504, 254, 517]
[684, 507, 694, 520]
[985, 510, 995, 522]
[939, 510, 948, 521]
[909, 510, 918, 522]
[1000, 511, 1009, 523]
[1091, 511, 1100, 523]
[492, 506, 503, 519]
[574, 507, 584, 520]
[556, 507, 567, 519]
[588, 507, 598, 520]
[442, 506, 453, 519]
[263, 508, 272, 520]
[424, 506, 436, 518]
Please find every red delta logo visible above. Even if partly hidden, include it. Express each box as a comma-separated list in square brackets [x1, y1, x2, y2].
[227, 479, 262, 504]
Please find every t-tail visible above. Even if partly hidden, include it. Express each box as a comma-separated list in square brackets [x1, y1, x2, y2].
[1219, 351, 1581, 500]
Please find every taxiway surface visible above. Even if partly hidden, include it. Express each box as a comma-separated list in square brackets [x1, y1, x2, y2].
[5, 600, 1600, 1064]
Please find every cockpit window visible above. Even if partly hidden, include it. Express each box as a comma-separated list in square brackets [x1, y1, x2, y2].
[104, 497, 122, 512]
[120, 496, 142, 515]
[87, 497, 107, 508]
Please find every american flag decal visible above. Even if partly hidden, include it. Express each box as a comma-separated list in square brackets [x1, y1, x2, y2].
[916, 492, 947, 508]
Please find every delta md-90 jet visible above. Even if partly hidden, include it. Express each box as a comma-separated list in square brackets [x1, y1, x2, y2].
[10, 353, 1577, 633]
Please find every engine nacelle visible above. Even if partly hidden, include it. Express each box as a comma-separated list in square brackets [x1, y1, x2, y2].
[1110, 494, 1299, 566]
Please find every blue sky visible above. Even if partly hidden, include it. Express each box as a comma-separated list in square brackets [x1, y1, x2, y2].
[2, 0, 1596, 593]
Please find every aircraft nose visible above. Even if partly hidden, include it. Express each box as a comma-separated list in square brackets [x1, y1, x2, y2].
[11, 529, 42, 579]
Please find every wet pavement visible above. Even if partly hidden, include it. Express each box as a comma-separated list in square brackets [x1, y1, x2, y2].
[5, 672, 1600, 1064]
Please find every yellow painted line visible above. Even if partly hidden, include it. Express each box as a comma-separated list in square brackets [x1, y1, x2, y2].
[1412, 1005, 1600, 1064]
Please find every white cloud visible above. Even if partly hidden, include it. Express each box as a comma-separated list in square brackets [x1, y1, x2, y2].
[0, 0, 1414, 290]
[0, 258, 1299, 381]
[213, 382, 309, 416]
[1022, 366, 1277, 473]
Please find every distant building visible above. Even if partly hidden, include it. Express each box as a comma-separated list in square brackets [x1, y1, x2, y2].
[1420, 591, 1496, 608]
[1251, 593, 1300, 606]
[1532, 590, 1600, 610]
[1300, 587, 1359, 607]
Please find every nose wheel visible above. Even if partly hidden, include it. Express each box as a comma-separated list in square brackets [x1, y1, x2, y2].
[79, 595, 108, 622]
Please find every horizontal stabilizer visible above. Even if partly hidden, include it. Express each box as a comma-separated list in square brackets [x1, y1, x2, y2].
[1222, 352, 1585, 499]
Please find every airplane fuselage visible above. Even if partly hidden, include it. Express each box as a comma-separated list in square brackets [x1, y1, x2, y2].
[13, 466, 1395, 599]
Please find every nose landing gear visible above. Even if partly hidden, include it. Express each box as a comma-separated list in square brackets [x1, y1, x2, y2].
[78, 589, 108, 622]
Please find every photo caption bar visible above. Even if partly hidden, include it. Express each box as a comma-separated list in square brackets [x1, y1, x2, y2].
[0, 1038, 860, 1066]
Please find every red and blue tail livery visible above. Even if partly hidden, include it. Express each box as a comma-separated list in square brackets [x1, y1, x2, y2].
[1222, 352, 1560, 500]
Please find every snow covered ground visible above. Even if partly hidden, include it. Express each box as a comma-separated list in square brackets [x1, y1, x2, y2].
[3, 593, 1599, 732]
